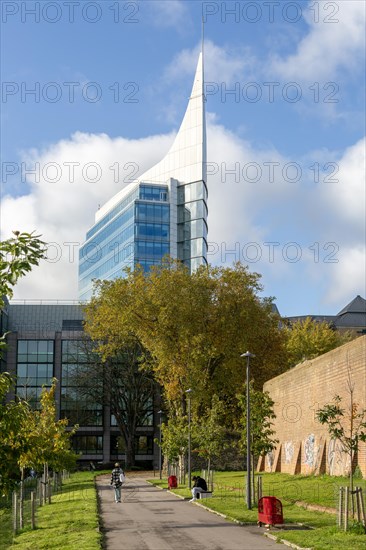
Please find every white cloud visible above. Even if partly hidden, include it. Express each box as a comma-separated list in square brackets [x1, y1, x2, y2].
[1, 131, 175, 300]
[323, 137, 366, 230]
[325, 245, 366, 305]
[270, 0, 365, 83]
[2, 122, 364, 308]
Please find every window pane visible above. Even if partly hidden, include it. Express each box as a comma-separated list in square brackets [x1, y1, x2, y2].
[17, 364, 27, 377]
[18, 341, 28, 354]
[28, 341, 38, 356]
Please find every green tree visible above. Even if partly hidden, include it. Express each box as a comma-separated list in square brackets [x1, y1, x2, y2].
[0, 231, 46, 353]
[194, 395, 229, 477]
[285, 317, 353, 369]
[0, 377, 77, 496]
[237, 382, 278, 500]
[0, 231, 46, 306]
[0, 373, 30, 494]
[237, 382, 278, 458]
[0, 231, 46, 494]
[21, 380, 78, 473]
[85, 260, 286, 423]
[160, 415, 190, 482]
[316, 375, 366, 497]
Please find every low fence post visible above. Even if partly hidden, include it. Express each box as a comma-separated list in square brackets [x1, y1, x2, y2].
[257, 475, 262, 502]
[355, 487, 361, 523]
[31, 491, 36, 530]
[338, 487, 344, 528]
[358, 488, 365, 526]
[344, 486, 349, 531]
[12, 491, 18, 534]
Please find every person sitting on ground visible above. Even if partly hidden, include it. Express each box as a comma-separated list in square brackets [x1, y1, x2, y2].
[110, 462, 124, 503]
[190, 475, 207, 501]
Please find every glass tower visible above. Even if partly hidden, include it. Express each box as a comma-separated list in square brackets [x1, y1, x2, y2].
[79, 52, 207, 300]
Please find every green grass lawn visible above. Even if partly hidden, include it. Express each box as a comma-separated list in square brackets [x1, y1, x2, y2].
[0, 471, 105, 550]
[149, 471, 366, 550]
[2, 470, 365, 549]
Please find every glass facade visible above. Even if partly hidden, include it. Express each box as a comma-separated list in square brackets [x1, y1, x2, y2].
[78, 49, 208, 294]
[73, 435, 103, 455]
[177, 180, 208, 270]
[16, 340, 54, 407]
[60, 340, 103, 426]
[79, 184, 170, 300]
[110, 434, 153, 457]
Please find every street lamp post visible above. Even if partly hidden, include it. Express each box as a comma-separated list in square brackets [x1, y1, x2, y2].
[241, 351, 255, 510]
[185, 389, 193, 489]
[157, 410, 163, 479]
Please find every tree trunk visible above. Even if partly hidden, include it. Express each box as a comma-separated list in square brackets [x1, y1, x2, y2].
[19, 467, 24, 529]
[178, 454, 185, 484]
[125, 438, 135, 469]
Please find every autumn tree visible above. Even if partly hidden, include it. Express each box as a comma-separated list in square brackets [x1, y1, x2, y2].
[0, 373, 30, 494]
[22, 380, 78, 473]
[84, 260, 287, 426]
[285, 317, 353, 369]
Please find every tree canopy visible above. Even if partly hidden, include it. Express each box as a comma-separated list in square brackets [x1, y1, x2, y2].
[0, 231, 76, 493]
[284, 317, 353, 368]
[84, 260, 287, 419]
[0, 231, 46, 308]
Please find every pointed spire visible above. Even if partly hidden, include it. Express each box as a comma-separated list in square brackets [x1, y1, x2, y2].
[139, 51, 206, 185]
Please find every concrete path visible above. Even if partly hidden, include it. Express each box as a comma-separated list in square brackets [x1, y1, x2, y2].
[96, 474, 283, 550]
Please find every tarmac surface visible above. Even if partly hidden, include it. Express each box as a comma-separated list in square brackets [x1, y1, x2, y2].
[96, 474, 284, 550]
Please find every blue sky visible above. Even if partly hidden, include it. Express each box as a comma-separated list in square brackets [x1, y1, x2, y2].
[1, 0, 365, 316]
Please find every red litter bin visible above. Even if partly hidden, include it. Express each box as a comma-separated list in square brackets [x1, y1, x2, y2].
[168, 475, 178, 489]
[257, 496, 283, 527]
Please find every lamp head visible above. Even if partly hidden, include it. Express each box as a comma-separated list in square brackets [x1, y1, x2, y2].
[240, 351, 255, 358]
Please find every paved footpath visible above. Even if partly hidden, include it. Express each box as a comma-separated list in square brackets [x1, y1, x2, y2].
[96, 474, 283, 550]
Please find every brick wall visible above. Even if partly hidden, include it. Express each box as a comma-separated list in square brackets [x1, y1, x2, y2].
[262, 335, 366, 477]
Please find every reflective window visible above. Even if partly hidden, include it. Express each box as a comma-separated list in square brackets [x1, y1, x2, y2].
[86, 187, 139, 240]
[61, 340, 103, 427]
[139, 185, 168, 201]
[79, 223, 134, 275]
[178, 201, 207, 223]
[80, 205, 134, 254]
[136, 223, 169, 240]
[16, 340, 54, 407]
[73, 435, 103, 455]
[135, 241, 169, 259]
[136, 203, 170, 222]
[177, 181, 208, 205]
[109, 434, 153, 457]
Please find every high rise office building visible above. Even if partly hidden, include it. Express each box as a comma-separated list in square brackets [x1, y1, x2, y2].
[79, 53, 208, 300]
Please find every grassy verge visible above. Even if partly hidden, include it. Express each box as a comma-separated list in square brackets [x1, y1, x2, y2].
[0, 471, 105, 550]
[149, 472, 366, 550]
